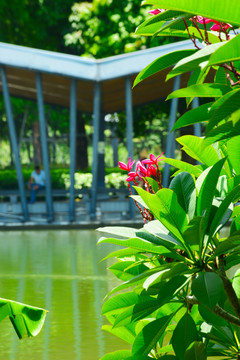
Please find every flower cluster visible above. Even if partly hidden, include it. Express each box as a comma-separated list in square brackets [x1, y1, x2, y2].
[119, 153, 164, 190]
[148, 8, 232, 36]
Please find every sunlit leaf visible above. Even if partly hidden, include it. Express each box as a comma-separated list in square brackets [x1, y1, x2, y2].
[192, 273, 224, 309]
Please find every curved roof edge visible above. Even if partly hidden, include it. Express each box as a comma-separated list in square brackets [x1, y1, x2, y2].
[0, 40, 195, 81]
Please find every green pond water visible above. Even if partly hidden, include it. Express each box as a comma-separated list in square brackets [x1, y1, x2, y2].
[0, 230, 126, 360]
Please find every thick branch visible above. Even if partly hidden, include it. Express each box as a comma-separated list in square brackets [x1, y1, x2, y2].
[218, 256, 240, 319]
[186, 296, 240, 327]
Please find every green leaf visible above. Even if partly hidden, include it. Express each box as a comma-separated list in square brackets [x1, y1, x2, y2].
[172, 311, 198, 360]
[172, 102, 213, 131]
[167, 83, 231, 101]
[198, 305, 228, 327]
[143, 220, 184, 248]
[102, 292, 140, 315]
[182, 217, 205, 249]
[0, 298, 47, 339]
[135, 188, 188, 245]
[132, 314, 174, 358]
[227, 136, 240, 175]
[98, 237, 174, 255]
[177, 135, 220, 167]
[213, 232, 240, 257]
[163, 157, 202, 176]
[136, 229, 183, 250]
[133, 49, 196, 87]
[197, 158, 226, 218]
[169, 172, 196, 219]
[100, 350, 133, 360]
[208, 34, 240, 66]
[113, 298, 161, 328]
[204, 121, 240, 145]
[102, 324, 135, 345]
[192, 272, 224, 309]
[109, 261, 149, 281]
[167, 42, 225, 80]
[97, 226, 138, 239]
[143, 262, 188, 290]
[184, 341, 207, 360]
[208, 184, 240, 240]
[143, 0, 240, 27]
[136, 10, 189, 35]
[101, 248, 141, 262]
[207, 89, 240, 132]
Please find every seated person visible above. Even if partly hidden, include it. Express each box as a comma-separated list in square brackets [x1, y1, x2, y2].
[28, 165, 46, 203]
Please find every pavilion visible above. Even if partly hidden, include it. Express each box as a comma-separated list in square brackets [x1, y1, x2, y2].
[0, 39, 199, 222]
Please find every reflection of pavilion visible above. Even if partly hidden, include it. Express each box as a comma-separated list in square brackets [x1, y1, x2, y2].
[0, 40, 197, 223]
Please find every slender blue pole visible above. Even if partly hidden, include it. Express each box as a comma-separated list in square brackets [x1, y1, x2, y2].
[125, 76, 135, 219]
[90, 82, 101, 219]
[162, 76, 181, 188]
[35, 72, 54, 222]
[69, 78, 77, 222]
[0, 66, 29, 221]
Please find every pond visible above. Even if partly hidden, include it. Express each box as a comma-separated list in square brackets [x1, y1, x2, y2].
[0, 230, 126, 360]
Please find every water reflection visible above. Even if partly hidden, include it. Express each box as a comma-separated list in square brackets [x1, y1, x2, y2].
[0, 230, 126, 360]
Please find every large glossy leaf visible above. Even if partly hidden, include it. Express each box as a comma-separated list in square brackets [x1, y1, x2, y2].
[227, 136, 240, 175]
[98, 237, 169, 255]
[192, 272, 224, 309]
[184, 341, 207, 360]
[182, 217, 204, 249]
[136, 228, 182, 248]
[172, 102, 213, 131]
[102, 292, 140, 315]
[198, 305, 228, 327]
[167, 42, 225, 80]
[0, 298, 47, 339]
[100, 350, 133, 360]
[101, 248, 141, 262]
[113, 298, 161, 328]
[167, 83, 231, 100]
[169, 172, 196, 219]
[109, 261, 149, 281]
[143, 262, 188, 290]
[133, 49, 196, 87]
[97, 226, 138, 239]
[102, 324, 135, 345]
[172, 311, 198, 360]
[143, 0, 240, 26]
[197, 158, 226, 218]
[204, 121, 240, 145]
[132, 314, 174, 358]
[208, 34, 240, 66]
[208, 184, 240, 240]
[163, 157, 202, 176]
[135, 188, 188, 245]
[213, 231, 240, 257]
[177, 135, 220, 166]
[207, 89, 240, 132]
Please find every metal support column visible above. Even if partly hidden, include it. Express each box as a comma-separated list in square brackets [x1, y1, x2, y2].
[125, 76, 135, 219]
[192, 97, 202, 137]
[69, 78, 77, 222]
[162, 76, 181, 188]
[0, 66, 29, 221]
[97, 112, 105, 189]
[90, 82, 101, 219]
[36, 72, 54, 222]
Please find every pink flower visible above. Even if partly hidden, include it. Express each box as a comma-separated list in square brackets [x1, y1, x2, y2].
[195, 16, 213, 24]
[148, 8, 165, 15]
[119, 157, 135, 172]
[136, 161, 148, 178]
[210, 22, 231, 31]
[146, 165, 157, 179]
[142, 152, 164, 166]
[126, 171, 138, 182]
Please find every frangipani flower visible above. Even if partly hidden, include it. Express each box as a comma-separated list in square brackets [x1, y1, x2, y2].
[142, 152, 164, 166]
[119, 157, 135, 172]
[195, 16, 231, 32]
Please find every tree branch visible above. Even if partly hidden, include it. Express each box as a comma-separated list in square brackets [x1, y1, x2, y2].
[185, 296, 240, 327]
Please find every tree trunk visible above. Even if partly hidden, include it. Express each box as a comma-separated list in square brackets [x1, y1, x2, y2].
[32, 121, 42, 165]
[76, 112, 88, 170]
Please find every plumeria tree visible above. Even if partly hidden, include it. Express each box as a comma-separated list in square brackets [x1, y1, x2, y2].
[99, 1, 240, 359]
